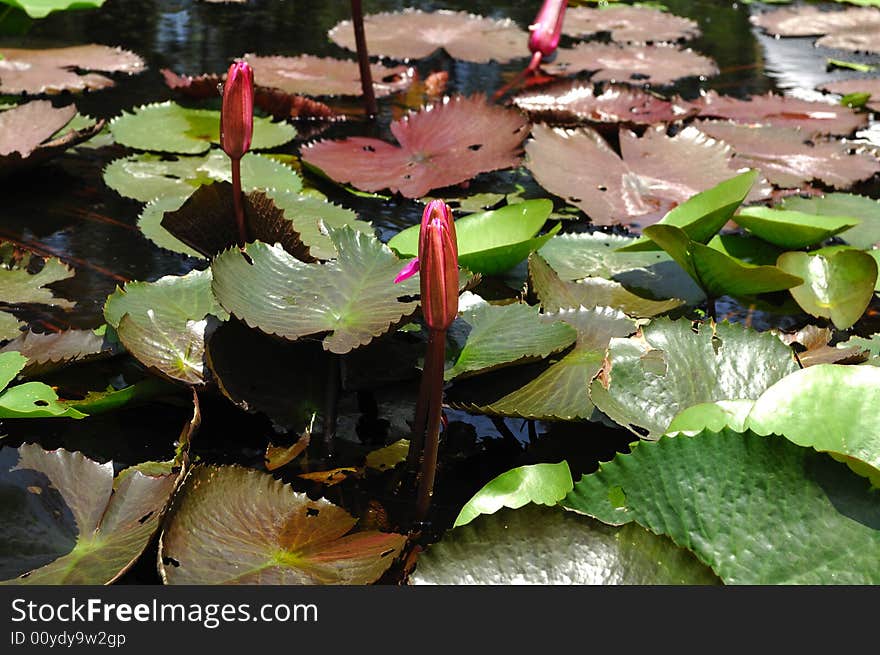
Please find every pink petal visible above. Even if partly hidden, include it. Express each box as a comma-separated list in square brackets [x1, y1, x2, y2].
[394, 258, 420, 284]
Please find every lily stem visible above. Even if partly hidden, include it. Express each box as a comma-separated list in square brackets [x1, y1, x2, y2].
[350, 0, 378, 118]
[322, 353, 341, 459]
[706, 295, 717, 323]
[415, 329, 447, 523]
[231, 156, 247, 247]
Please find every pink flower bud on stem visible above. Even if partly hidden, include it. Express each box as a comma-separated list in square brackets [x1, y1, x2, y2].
[220, 60, 254, 246]
[394, 200, 459, 523]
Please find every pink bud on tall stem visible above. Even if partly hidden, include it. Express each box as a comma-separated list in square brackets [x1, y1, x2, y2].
[394, 200, 459, 523]
[220, 60, 254, 247]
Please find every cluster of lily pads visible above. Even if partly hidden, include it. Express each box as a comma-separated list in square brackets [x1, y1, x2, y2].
[1, 0, 880, 585]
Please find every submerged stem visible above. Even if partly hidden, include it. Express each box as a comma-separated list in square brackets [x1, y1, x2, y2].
[415, 329, 447, 522]
[231, 156, 247, 247]
[322, 353, 341, 458]
[350, 0, 378, 118]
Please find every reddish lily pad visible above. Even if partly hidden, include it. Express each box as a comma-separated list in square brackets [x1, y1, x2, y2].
[243, 54, 412, 98]
[302, 95, 528, 198]
[525, 123, 769, 228]
[0, 45, 145, 95]
[0, 328, 115, 377]
[562, 5, 700, 44]
[159, 465, 407, 584]
[545, 43, 718, 86]
[697, 120, 880, 189]
[693, 91, 867, 136]
[0, 444, 176, 584]
[328, 9, 529, 64]
[512, 82, 697, 127]
[752, 6, 880, 54]
[820, 78, 880, 112]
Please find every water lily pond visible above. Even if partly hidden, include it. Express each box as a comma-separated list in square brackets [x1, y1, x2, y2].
[1, 0, 880, 586]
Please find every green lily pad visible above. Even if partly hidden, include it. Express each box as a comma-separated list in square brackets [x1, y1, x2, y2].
[666, 399, 754, 435]
[66, 378, 177, 415]
[453, 306, 636, 421]
[838, 333, 880, 362]
[643, 224, 803, 298]
[104, 151, 302, 203]
[777, 247, 878, 329]
[0, 444, 176, 584]
[529, 253, 683, 318]
[388, 200, 558, 275]
[445, 298, 577, 381]
[537, 232, 705, 305]
[138, 195, 203, 258]
[104, 269, 228, 385]
[0, 312, 24, 341]
[159, 465, 407, 584]
[562, 429, 880, 584]
[782, 193, 880, 250]
[747, 364, 880, 485]
[619, 170, 759, 252]
[364, 439, 410, 472]
[211, 228, 420, 354]
[589, 319, 799, 439]
[454, 461, 574, 528]
[0, 243, 75, 308]
[0, 0, 105, 19]
[734, 206, 860, 249]
[411, 505, 719, 585]
[110, 101, 297, 155]
[0, 351, 86, 419]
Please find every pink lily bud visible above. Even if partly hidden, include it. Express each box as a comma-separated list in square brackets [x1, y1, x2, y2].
[220, 60, 254, 160]
[419, 200, 459, 331]
[529, 0, 567, 59]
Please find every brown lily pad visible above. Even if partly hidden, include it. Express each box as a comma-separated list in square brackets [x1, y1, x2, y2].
[693, 90, 867, 136]
[243, 54, 412, 98]
[159, 465, 407, 585]
[0, 45, 145, 95]
[545, 43, 718, 86]
[0, 328, 116, 377]
[512, 81, 697, 127]
[563, 5, 700, 44]
[781, 325, 867, 367]
[525, 123, 769, 228]
[160, 182, 313, 261]
[752, 6, 880, 54]
[697, 120, 880, 189]
[161, 69, 341, 121]
[328, 9, 529, 63]
[820, 78, 880, 113]
[265, 431, 311, 472]
[302, 94, 528, 198]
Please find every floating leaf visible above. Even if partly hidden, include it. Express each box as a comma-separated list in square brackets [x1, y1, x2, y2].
[0, 243, 74, 308]
[529, 253, 683, 317]
[537, 232, 705, 304]
[211, 228, 419, 354]
[138, 196, 202, 258]
[237, 54, 413, 98]
[328, 9, 528, 63]
[513, 82, 697, 127]
[747, 364, 880, 484]
[0, 312, 23, 342]
[0, 0, 106, 19]
[820, 78, 880, 112]
[0, 45, 145, 94]
[265, 432, 311, 472]
[159, 465, 406, 584]
[0, 444, 176, 584]
[545, 43, 718, 86]
[0, 100, 75, 158]
[752, 6, 880, 54]
[696, 121, 880, 189]
[444, 299, 577, 381]
[453, 306, 636, 421]
[411, 505, 719, 585]
[454, 461, 573, 528]
[693, 91, 867, 135]
[302, 95, 528, 198]
[388, 200, 556, 275]
[110, 101, 296, 155]
[160, 183, 311, 260]
[0, 351, 84, 419]
[777, 247, 877, 329]
[298, 468, 360, 486]
[589, 319, 799, 439]
[781, 324, 866, 367]
[562, 429, 880, 584]
[364, 439, 410, 472]
[781, 193, 880, 250]
[562, 5, 700, 43]
[104, 150, 302, 203]
[0, 328, 114, 377]
[666, 399, 754, 435]
[734, 207, 860, 249]
[525, 124, 767, 228]
[104, 269, 228, 385]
